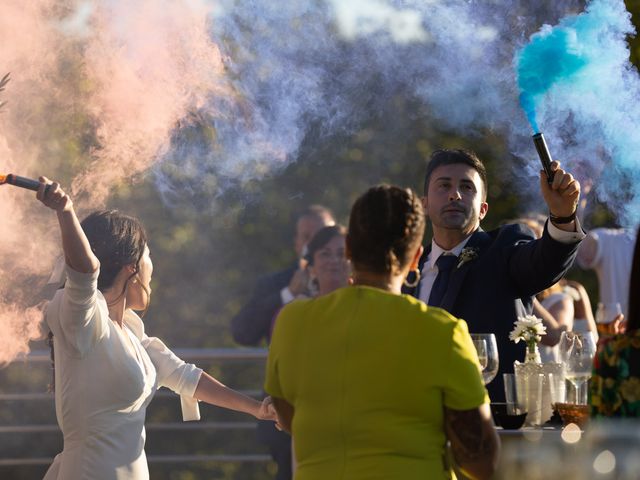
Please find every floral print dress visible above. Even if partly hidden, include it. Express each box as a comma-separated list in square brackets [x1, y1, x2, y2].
[590, 330, 640, 417]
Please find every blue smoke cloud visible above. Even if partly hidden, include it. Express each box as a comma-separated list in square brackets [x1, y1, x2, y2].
[517, 26, 589, 134]
[156, 0, 640, 225]
[516, 0, 640, 224]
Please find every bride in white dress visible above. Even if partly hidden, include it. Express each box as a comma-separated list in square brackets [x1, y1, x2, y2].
[36, 177, 276, 480]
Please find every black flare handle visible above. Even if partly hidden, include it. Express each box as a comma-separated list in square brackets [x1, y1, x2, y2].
[6, 174, 51, 194]
[532, 133, 555, 185]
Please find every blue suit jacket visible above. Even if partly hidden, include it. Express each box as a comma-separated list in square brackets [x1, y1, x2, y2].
[231, 265, 297, 346]
[404, 223, 581, 401]
[230, 266, 296, 457]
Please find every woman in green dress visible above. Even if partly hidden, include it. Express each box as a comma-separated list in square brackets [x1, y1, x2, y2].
[265, 184, 499, 480]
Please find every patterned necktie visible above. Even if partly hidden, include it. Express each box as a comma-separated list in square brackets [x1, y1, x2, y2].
[428, 254, 458, 307]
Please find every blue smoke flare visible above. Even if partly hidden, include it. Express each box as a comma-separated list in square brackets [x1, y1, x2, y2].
[517, 25, 588, 133]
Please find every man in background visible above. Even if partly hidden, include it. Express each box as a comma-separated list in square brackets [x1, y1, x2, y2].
[231, 205, 335, 345]
[231, 204, 334, 480]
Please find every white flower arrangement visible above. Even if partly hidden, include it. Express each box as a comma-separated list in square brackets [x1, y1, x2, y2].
[509, 315, 546, 344]
[510, 314, 547, 363]
[456, 246, 479, 269]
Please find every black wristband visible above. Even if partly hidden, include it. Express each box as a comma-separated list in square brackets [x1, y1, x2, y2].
[549, 210, 577, 224]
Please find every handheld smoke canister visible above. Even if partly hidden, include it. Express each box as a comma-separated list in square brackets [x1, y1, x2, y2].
[0, 173, 51, 193]
[532, 133, 555, 185]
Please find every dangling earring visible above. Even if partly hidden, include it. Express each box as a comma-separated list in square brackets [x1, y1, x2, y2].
[403, 269, 421, 288]
[308, 276, 319, 297]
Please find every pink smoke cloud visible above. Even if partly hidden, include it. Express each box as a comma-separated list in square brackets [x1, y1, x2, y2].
[0, 0, 228, 364]
[72, 0, 227, 201]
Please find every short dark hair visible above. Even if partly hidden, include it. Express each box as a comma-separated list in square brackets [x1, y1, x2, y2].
[81, 210, 148, 292]
[348, 185, 425, 275]
[423, 149, 488, 199]
[304, 225, 347, 266]
[297, 205, 334, 223]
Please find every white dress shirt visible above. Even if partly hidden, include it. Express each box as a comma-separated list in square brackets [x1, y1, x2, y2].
[417, 219, 586, 304]
[417, 237, 471, 304]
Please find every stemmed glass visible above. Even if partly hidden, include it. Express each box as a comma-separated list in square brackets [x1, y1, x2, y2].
[471, 333, 499, 385]
[559, 332, 597, 404]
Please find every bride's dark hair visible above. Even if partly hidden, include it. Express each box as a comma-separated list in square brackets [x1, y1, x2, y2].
[81, 210, 148, 294]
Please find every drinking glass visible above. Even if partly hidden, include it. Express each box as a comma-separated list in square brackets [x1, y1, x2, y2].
[503, 373, 526, 415]
[547, 372, 566, 406]
[471, 333, 499, 385]
[559, 332, 596, 404]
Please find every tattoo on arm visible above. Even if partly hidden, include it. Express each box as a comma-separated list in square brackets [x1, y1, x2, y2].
[444, 406, 495, 465]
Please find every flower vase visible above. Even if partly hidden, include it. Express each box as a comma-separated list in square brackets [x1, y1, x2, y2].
[514, 344, 563, 426]
[525, 343, 541, 364]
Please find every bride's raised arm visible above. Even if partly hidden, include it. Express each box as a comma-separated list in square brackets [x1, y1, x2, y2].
[36, 176, 99, 274]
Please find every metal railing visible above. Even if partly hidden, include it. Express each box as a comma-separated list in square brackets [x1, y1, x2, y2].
[14, 347, 269, 362]
[1, 348, 271, 468]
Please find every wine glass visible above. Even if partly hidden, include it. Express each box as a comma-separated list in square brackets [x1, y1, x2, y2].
[559, 332, 596, 404]
[470, 333, 499, 385]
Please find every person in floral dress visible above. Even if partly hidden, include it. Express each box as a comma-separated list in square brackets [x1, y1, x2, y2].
[590, 226, 640, 418]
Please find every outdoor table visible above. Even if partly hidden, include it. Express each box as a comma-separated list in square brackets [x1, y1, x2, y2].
[493, 421, 640, 479]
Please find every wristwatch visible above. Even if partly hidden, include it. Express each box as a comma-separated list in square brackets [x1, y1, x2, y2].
[549, 210, 577, 224]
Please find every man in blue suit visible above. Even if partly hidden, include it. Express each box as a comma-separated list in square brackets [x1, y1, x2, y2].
[404, 149, 584, 401]
[231, 205, 335, 345]
[231, 205, 334, 480]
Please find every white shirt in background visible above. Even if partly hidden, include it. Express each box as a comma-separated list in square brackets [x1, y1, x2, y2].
[577, 227, 636, 320]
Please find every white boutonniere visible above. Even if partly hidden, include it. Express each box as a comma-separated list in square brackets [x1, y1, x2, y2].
[456, 247, 479, 269]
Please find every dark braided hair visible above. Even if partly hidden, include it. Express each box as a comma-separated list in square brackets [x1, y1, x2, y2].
[47, 210, 148, 392]
[348, 185, 425, 275]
